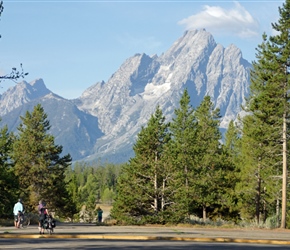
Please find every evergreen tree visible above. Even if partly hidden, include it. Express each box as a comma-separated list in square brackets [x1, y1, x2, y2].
[193, 96, 222, 220]
[65, 167, 81, 221]
[224, 120, 240, 160]
[236, 114, 276, 223]
[0, 125, 17, 215]
[219, 120, 240, 221]
[239, 0, 290, 227]
[111, 106, 170, 224]
[110, 163, 140, 224]
[64, 161, 121, 221]
[167, 89, 197, 221]
[11, 104, 75, 215]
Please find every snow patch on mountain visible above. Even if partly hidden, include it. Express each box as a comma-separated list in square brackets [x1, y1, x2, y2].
[143, 81, 171, 100]
[0, 29, 251, 164]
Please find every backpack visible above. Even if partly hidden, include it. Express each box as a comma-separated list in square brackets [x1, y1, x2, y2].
[40, 207, 47, 220]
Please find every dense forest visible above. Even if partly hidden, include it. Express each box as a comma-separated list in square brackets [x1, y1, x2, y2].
[0, 0, 290, 228]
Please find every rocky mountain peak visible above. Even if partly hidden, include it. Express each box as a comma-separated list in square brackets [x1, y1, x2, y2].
[0, 29, 251, 164]
[0, 78, 51, 116]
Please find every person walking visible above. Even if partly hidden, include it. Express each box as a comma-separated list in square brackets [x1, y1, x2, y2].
[38, 200, 43, 214]
[37, 200, 44, 229]
[13, 199, 23, 228]
[39, 202, 49, 234]
[97, 206, 103, 223]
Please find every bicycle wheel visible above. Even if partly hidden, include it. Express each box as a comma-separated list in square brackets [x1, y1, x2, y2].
[47, 222, 53, 234]
[22, 215, 30, 228]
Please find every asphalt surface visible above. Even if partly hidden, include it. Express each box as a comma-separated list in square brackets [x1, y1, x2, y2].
[1, 223, 290, 245]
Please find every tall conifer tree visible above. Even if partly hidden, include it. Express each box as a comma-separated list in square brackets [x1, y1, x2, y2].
[193, 96, 222, 220]
[219, 120, 240, 220]
[11, 104, 74, 214]
[168, 89, 197, 220]
[111, 106, 170, 224]
[239, 0, 290, 227]
[0, 125, 17, 215]
[237, 113, 277, 223]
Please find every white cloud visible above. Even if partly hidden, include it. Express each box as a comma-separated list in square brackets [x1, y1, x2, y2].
[178, 2, 259, 38]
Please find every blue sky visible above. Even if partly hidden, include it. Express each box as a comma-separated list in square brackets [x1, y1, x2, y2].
[0, 0, 284, 99]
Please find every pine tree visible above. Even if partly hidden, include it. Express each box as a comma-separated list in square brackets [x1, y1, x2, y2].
[0, 125, 17, 215]
[193, 96, 222, 220]
[65, 168, 80, 221]
[219, 120, 240, 220]
[11, 104, 74, 215]
[110, 163, 143, 224]
[236, 114, 277, 223]
[111, 106, 170, 224]
[167, 89, 197, 221]
[239, 0, 290, 227]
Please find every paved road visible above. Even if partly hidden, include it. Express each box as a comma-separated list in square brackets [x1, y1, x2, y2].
[1, 223, 290, 249]
[1, 238, 290, 250]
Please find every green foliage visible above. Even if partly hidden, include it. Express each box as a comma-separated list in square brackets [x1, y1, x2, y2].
[191, 96, 224, 220]
[111, 106, 171, 224]
[11, 104, 75, 216]
[215, 120, 241, 221]
[167, 89, 197, 221]
[112, 92, 238, 225]
[64, 161, 121, 222]
[1, 2, 289, 226]
[102, 188, 114, 204]
[0, 125, 18, 215]
[237, 0, 290, 225]
[66, 162, 120, 204]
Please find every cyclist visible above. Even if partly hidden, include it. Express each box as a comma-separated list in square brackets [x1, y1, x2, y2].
[13, 198, 23, 228]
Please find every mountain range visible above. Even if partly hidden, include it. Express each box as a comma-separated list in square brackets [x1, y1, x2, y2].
[0, 29, 251, 164]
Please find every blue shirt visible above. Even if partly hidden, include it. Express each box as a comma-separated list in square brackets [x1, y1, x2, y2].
[13, 202, 23, 215]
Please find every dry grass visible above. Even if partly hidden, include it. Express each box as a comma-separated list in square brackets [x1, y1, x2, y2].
[0, 218, 13, 227]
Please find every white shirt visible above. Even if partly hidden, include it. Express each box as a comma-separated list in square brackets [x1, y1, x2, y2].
[13, 202, 23, 215]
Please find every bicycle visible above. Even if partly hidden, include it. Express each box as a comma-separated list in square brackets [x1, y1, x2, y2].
[18, 211, 30, 228]
[44, 215, 55, 234]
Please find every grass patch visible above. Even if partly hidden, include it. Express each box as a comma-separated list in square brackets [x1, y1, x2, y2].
[0, 218, 13, 227]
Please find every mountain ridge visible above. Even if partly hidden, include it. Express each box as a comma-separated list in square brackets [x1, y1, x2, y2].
[0, 29, 251, 164]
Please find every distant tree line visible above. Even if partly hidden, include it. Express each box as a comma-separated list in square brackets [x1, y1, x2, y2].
[65, 161, 122, 221]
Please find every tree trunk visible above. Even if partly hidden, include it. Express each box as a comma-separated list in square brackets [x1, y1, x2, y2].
[203, 205, 206, 221]
[276, 198, 280, 228]
[281, 112, 287, 229]
[154, 171, 158, 213]
[184, 164, 189, 219]
[161, 178, 165, 211]
[255, 166, 261, 224]
[154, 152, 158, 213]
[262, 187, 267, 223]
